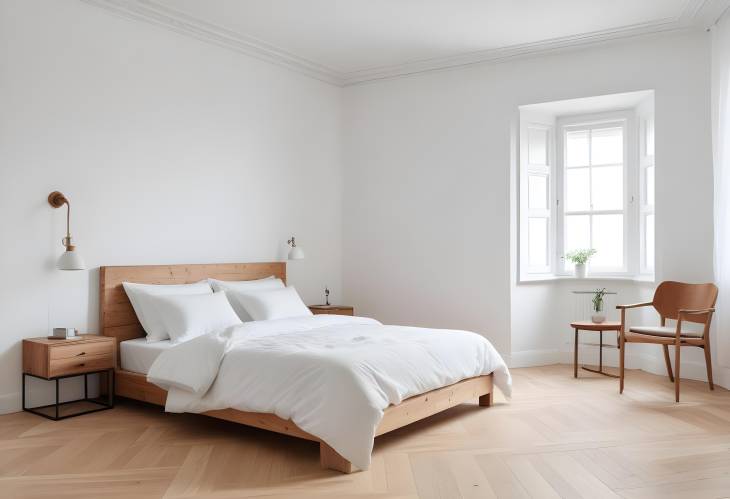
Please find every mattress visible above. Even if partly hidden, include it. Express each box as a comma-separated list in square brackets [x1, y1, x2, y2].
[120, 337, 173, 374]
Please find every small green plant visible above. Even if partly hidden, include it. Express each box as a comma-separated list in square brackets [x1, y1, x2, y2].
[565, 248, 597, 265]
[592, 287, 607, 312]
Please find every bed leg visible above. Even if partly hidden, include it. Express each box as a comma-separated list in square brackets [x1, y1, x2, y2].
[479, 392, 492, 407]
[320, 442, 354, 474]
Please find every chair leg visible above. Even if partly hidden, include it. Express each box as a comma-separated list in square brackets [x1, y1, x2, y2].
[662, 344, 674, 382]
[674, 344, 681, 403]
[619, 332, 625, 394]
[704, 342, 714, 390]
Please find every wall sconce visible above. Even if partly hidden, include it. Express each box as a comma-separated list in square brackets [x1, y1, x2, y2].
[48, 191, 86, 270]
[287, 236, 305, 260]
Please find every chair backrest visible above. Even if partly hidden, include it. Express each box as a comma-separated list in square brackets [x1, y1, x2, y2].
[653, 281, 718, 324]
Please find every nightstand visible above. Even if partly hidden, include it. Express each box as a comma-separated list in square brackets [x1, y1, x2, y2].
[309, 305, 354, 316]
[22, 334, 115, 420]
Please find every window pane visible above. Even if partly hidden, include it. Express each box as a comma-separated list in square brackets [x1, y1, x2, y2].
[592, 214, 623, 269]
[591, 165, 623, 210]
[528, 128, 548, 166]
[528, 175, 548, 210]
[646, 165, 655, 206]
[564, 214, 590, 271]
[528, 217, 548, 267]
[566, 130, 589, 167]
[591, 127, 623, 165]
[566, 168, 590, 211]
[645, 213, 655, 270]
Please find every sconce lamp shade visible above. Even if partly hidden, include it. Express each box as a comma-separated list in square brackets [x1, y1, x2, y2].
[287, 236, 305, 260]
[48, 190, 86, 271]
[58, 249, 86, 270]
[288, 246, 305, 260]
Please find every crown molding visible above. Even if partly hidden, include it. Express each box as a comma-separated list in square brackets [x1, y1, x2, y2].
[342, 0, 725, 85]
[342, 21, 688, 86]
[80, 0, 344, 85]
[81, 0, 728, 88]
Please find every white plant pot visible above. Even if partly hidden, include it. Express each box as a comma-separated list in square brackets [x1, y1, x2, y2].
[574, 263, 587, 278]
[591, 313, 605, 324]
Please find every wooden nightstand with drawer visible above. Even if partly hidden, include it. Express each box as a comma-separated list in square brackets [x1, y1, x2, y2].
[22, 334, 115, 420]
[309, 305, 354, 316]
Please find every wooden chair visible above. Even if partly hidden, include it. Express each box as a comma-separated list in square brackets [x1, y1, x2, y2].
[617, 281, 718, 402]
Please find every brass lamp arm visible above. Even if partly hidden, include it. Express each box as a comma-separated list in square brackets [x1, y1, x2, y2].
[48, 191, 74, 249]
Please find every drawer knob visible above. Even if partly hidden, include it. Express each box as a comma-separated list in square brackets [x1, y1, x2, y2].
[78, 363, 85, 367]
[76, 351, 86, 356]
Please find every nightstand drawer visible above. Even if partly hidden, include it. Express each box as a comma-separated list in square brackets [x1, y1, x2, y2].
[24, 334, 115, 379]
[50, 341, 111, 360]
[49, 353, 114, 377]
[309, 305, 354, 316]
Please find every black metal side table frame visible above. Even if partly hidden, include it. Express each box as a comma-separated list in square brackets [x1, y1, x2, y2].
[22, 369, 114, 420]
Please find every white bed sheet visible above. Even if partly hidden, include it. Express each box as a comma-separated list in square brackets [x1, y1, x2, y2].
[147, 315, 511, 470]
[120, 337, 173, 374]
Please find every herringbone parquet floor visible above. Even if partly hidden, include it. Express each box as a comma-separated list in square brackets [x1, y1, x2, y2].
[2, 365, 730, 498]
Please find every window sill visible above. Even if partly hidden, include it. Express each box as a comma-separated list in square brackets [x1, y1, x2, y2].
[518, 274, 655, 285]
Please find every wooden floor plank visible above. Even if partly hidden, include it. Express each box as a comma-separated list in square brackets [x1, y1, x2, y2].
[0, 365, 729, 498]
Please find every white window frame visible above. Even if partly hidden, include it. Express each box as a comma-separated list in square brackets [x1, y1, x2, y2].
[639, 111, 655, 275]
[555, 111, 638, 277]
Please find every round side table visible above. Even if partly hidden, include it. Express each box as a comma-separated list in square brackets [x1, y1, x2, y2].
[570, 321, 622, 378]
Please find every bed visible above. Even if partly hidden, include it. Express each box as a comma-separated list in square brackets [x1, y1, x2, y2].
[100, 262, 509, 473]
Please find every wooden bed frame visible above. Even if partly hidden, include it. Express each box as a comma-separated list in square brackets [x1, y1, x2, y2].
[99, 262, 494, 473]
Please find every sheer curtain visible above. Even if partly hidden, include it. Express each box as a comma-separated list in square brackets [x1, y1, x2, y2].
[713, 10, 730, 369]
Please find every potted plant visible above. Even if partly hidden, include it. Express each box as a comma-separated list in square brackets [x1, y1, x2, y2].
[591, 287, 607, 323]
[565, 249, 597, 278]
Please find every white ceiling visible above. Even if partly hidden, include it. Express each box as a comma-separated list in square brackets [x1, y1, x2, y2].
[87, 0, 730, 85]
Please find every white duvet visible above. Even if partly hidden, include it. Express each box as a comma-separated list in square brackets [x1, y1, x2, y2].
[147, 315, 511, 470]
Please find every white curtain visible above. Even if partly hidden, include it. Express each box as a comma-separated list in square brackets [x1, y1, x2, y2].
[713, 10, 730, 369]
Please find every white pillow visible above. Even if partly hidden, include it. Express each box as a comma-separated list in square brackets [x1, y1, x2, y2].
[151, 292, 242, 344]
[208, 277, 285, 321]
[123, 281, 213, 343]
[229, 286, 313, 321]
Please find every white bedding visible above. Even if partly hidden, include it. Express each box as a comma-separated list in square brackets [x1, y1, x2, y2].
[147, 315, 511, 470]
[120, 338, 172, 374]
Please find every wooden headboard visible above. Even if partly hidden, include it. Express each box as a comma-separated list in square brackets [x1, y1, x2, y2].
[99, 262, 286, 365]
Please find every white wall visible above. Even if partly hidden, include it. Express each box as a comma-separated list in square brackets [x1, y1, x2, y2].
[0, 1, 721, 415]
[343, 32, 716, 380]
[0, 0, 343, 413]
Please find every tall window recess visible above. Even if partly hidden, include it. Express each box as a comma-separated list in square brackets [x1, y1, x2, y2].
[518, 105, 654, 281]
[519, 117, 555, 276]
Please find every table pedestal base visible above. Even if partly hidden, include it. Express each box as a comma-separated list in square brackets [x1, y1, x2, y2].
[571, 321, 622, 380]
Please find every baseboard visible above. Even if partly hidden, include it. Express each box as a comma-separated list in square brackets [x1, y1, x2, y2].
[509, 346, 730, 390]
[2, 350, 727, 415]
[506, 349, 564, 368]
[0, 392, 21, 415]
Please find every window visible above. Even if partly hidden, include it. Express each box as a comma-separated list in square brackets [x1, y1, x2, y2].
[559, 122, 627, 273]
[518, 104, 654, 281]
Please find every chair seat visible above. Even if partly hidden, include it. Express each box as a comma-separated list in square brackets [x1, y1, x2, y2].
[629, 325, 703, 338]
